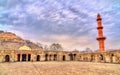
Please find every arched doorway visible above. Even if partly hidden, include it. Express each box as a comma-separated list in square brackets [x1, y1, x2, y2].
[99, 54, 105, 62]
[63, 55, 66, 61]
[36, 55, 40, 61]
[17, 54, 20, 61]
[28, 54, 31, 61]
[79, 56, 82, 61]
[49, 55, 52, 61]
[5, 55, 10, 62]
[54, 54, 57, 61]
[45, 54, 48, 61]
[111, 54, 115, 63]
[69, 54, 73, 61]
[100, 54, 104, 60]
[73, 54, 76, 60]
[91, 55, 94, 62]
[22, 54, 26, 61]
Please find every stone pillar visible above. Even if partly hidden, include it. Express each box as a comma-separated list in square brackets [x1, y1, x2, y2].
[31, 54, 34, 62]
[66, 55, 70, 61]
[40, 54, 44, 61]
[26, 54, 28, 61]
[105, 55, 111, 63]
[11, 51, 15, 62]
[20, 54, 22, 62]
[57, 54, 62, 61]
[112, 56, 117, 63]
[33, 54, 36, 62]
[51, 55, 54, 61]
[49, 55, 51, 61]
[15, 54, 17, 62]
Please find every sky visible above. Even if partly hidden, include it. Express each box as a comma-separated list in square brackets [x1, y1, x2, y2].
[0, 0, 120, 51]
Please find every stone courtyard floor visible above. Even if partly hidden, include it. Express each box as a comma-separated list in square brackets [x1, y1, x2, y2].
[0, 61, 120, 75]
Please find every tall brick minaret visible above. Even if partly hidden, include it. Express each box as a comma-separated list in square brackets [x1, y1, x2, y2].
[96, 13, 106, 52]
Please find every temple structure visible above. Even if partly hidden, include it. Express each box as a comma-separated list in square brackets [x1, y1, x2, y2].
[96, 14, 106, 52]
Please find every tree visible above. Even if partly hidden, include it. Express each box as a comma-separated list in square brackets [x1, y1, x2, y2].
[85, 48, 92, 52]
[50, 43, 63, 51]
[36, 42, 43, 49]
[43, 45, 49, 50]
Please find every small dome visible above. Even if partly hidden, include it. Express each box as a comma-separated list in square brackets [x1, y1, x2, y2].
[19, 45, 31, 50]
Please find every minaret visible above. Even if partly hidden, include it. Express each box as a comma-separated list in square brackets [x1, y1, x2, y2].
[96, 13, 106, 52]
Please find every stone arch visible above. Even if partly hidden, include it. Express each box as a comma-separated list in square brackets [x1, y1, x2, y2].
[36, 55, 40, 61]
[22, 54, 26, 61]
[28, 54, 31, 61]
[99, 54, 105, 62]
[63, 55, 66, 61]
[100, 54, 104, 60]
[49, 54, 52, 61]
[73, 54, 76, 60]
[69, 53, 73, 61]
[69, 53, 76, 61]
[45, 54, 48, 61]
[53, 54, 57, 61]
[85, 57, 88, 61]
[111, 54, 118, 63]
[91, 55, 95, 62]
[5, 55, 10, 62]
[17, 54, 20, 61]
[79, 56, 82, 61]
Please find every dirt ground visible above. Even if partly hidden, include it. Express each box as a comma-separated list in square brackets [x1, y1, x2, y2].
[0, 61, 120, 75]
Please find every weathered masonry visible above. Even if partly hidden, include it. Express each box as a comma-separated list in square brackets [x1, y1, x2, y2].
[0, 50, 79, 62]
[0, 50, 120, 64]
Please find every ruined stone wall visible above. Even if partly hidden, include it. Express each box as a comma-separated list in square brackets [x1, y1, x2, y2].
[78, 50, 120, 63]
[0, 50, 120, 64]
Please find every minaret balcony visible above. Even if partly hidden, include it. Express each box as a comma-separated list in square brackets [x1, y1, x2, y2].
[96, 36, 106, 40]
[97, 18, 102, 21]
[97, 26, 103, 29]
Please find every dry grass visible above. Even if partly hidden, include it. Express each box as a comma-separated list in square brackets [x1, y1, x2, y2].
[0, 61, 120, 75]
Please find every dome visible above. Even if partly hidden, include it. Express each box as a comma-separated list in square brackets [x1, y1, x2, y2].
[19, 45, 31, 50]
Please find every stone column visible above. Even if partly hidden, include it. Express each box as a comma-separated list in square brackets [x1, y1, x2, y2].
[15, 54, 17, 62]
[51, 55, 54, 61]
[49, 55, 51, 61]
[31, 54, 34, 62]
[32, 54, 36, 62]
[26, 54, 28, 61]
[66, 55, 70, 61]
[20, 54, 22, 62]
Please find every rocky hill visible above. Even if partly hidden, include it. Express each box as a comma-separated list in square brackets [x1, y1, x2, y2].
[0, 30, 42, 50]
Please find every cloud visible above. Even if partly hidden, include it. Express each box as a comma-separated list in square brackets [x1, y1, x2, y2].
[27, 34, 97, 51]
[0, 0, 120, 50]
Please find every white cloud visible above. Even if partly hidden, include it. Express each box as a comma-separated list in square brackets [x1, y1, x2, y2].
[0, 0, 120, 51]
[23, 34, 97, 51]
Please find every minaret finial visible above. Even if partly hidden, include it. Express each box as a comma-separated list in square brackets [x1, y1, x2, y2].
[97, 13, 101, 18]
